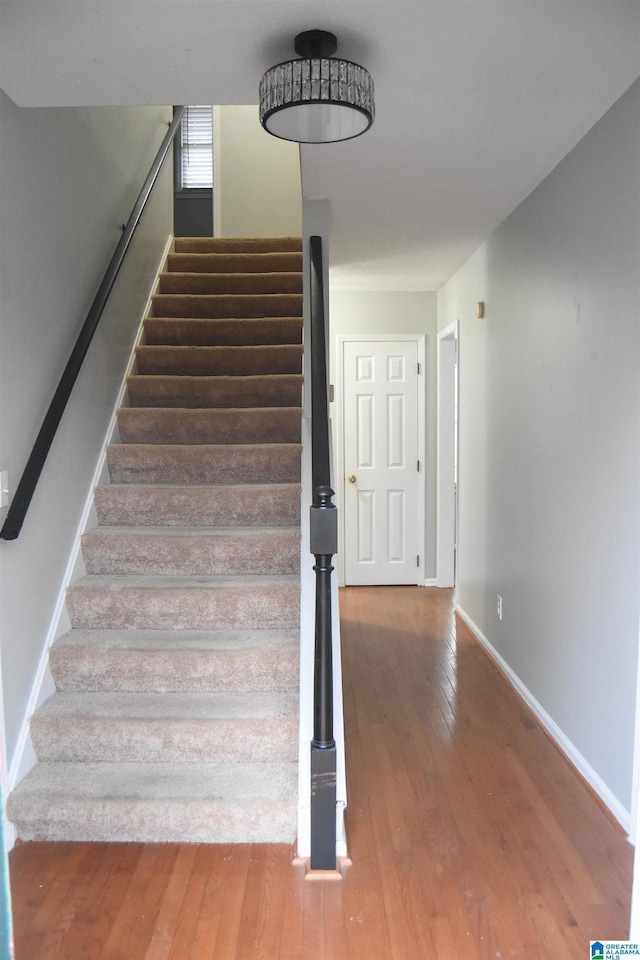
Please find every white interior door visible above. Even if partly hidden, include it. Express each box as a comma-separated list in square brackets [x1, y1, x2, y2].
[342, 339, 420, 585]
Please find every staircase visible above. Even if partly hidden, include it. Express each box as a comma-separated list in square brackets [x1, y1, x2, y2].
[7, 237, 304, 844]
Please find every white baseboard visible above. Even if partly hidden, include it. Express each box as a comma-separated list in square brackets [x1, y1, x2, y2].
[423, 578, 438, 587]
[455, 604, 631, 837]
[5, 236, 173, 852]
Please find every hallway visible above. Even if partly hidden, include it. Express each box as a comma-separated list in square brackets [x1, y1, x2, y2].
[9, 586, 632, 958]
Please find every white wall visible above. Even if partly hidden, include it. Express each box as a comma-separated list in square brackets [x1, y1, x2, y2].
[0, 93, 173, 778]
[438, 80, 640, 820]
[330, 290, 439, 580]
[214, 106, 302, 237]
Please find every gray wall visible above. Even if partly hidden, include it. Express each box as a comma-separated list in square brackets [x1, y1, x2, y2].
[0, 93, 173, 776]
[214, 106, 302, 238]
[438, 80, 640, 817]
[330, 290, 439, 581]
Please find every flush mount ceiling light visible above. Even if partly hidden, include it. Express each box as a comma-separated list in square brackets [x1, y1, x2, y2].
[259, 30, 375, 144]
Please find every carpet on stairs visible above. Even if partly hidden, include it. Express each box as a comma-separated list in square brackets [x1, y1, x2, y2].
[7, 236, 304, 844]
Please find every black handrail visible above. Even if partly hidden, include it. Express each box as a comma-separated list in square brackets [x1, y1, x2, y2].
[308, 235, 338, 870]
[0, 107, 186, 541]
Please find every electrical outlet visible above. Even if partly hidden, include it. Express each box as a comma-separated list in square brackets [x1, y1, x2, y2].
[0, 472, 8, 508]
[496, 595, 503, 621]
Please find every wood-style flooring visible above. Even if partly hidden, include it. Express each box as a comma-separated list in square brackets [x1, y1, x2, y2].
[9, 586, 633, 958]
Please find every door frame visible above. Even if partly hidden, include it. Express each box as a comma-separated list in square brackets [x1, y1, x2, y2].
[335, 334, 426, 587]
[436, 321, 459, 588]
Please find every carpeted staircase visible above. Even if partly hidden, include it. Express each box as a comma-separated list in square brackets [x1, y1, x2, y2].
[7, 237, 304, 844]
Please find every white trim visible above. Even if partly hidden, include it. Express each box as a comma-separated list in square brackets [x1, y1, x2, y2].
[5, 235, 173, 843]
[436, 321, 458, 588]
[335, 334, 426, 587]
[456, 603, 632, 836]
[629, 618, 640, 933]
[423, 578, 438, 587]
[213, 107, 222, 237]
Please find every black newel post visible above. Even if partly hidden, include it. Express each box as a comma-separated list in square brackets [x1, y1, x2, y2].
[310, 485, 337, 869]
[308, 234, 338, 870]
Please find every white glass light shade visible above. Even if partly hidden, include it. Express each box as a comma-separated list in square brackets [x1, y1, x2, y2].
[259, 56, 375, 144]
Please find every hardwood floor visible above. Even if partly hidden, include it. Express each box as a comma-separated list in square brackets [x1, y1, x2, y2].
[9, 586, 633, 958]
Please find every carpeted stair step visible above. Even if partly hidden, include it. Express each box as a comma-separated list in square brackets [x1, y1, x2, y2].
[151, 293, 302, 319]
[49, 628, 299, 693]
[117, 407, 301, 445]
[81, 526, 300, 576]
[6, 761, 298, 843]
[106, 443, 302, 485]
[94, 482, 301, 526]
[158, 272, 302, 296]
[30, 691, 299, 764]
[167, 252, 302, 274]
[174, 237, 302, 255]
[66, 575, 300, 631]
[126, 374, 303, 409]
[135, 344, 302, 376]
[142, 317, 302, 346]
[7, 236, 304, 848]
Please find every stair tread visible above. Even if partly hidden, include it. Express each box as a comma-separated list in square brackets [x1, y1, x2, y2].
[150, 293, 303, 320]
[107, 442, 301, 455]
[84, 525, 300, 538]
[135, 344, 303, 361]
[71, 573, 299, 588]
[105, 443, 302, 485]
[35, 690, 298, 720]
[174, 236, 302, 253]
[93, 483, 300, 526]
[158, 272, 303, 293]
[127, 374, 303, 383]
[166, 253, 303, 273]
[119, 405, 302, 413]
[8, 760, 298, 842]
[116, 407, 301, 445]
[9, 760, 298, 803]
[54, 627, 299, 650]
[96, 481, 301, 492]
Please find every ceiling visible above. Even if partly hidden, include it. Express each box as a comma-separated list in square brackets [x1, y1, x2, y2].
[1, 1, 639, 290]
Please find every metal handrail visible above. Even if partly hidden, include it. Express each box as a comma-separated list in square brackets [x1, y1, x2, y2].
[0, 107, 186, 541]
[308, 234, 337, 870]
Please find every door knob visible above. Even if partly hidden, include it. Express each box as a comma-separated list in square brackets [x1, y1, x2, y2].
[347, 475, 357, 484]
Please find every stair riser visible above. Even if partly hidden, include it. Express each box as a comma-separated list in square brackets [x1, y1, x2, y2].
[135, 345, 302, 376]
[81, 532, 300, 576]
[31, 717, 298, 764]
[158, 273, 302, 296]
[94, 484, 301, 527]
[49, 647, 299, 693]
[66, 585, 300, 631]
[127, 375, 302, 409]
[166, 253, 303, 274]
[8, 796, 297, 844]
[117, 408, 301, 445]
[143, 317, 302, 346]
[106, 445, 302, 485]
[151, 294, 302, 319]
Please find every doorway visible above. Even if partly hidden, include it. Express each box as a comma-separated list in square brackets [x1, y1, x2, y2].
[337, 335, 425, 586]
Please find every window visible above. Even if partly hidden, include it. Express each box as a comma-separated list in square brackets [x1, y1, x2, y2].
[177, 106, 213, 190]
